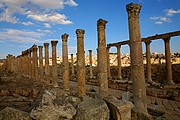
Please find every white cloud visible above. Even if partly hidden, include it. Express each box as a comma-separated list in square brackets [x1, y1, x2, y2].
[155, 21, 163, 24]
[44, 30, 52, 34]
[22, 21, 33, 26]
[28, 12, 73, 25]
[0, 29, 44, 43]
[165, 9, 180, 16]
[0, 0, 78, 24]
[44, 23, 51, 28]
[65, 0, 78, 7]
[159, 17, 172, 22]
[150, 16, 172, 24]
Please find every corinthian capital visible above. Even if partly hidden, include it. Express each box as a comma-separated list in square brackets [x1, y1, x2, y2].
[61, 33, 69, 42]
[76, 29, 85, 38]
[97, 18, 108, 30]
[126, 3, 142, 18]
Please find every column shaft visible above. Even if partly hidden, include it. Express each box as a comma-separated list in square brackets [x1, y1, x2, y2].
[106, 47, 111, 79]
[76, 29, 86, 96]
[51, 41, 59, 87]
[145, 40, 153, 83]
[62, 33, 69, 92]
[32, 45, 38, 79]
[71, 54, 75, 75]
[97, 19, 108, 98]
[117, 45, 122, 79]
[38, 46, 44, 81]
[44, 43, 50, 85]
[126, 3, 147, 113]
[163, 37, 174, 84]
[88, 50, 93, 78]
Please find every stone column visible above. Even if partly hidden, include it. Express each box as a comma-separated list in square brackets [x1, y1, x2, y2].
[31, 47, 35, 77]
[51, 41, 59, 87]
[126, 3, 147, 113]
[32, 45, 38, 79]
[76, 29, 86, 96]
[22, 52, 26, 75]
[24, 50, 28, 75]
[117, 45, 122, 79]
[27, 49, 32, 77]
[97, 18, 108, 98]
[71, 54, 75, 75]
[144, 40, 153, 83]
[106, 46, 111, 79]
[88, 50, 93, 78]
[38, 46, 44, 81]
[44, 43, 50, 85]
[163, 36, 174, 84]
[62, 33, 70, 92]
[96, 48, 99, 70]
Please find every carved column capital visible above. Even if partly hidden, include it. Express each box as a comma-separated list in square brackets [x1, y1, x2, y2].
[51, 40, 58, 46]
[97, 18, 108, 30]
[61, 33, 69, 42]
[162, 36, 171, 42]
[88, 50, 92, 53]
[76, 29, 85, 38]
[44, 43, 49, 47]
[144, 40, 152, 45]
[38, 46, 43, 49]
[126, 3, 142, 18]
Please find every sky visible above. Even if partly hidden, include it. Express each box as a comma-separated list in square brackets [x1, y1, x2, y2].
[0, 0, 180, 59]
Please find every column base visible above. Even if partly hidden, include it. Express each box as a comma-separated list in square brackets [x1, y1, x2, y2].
[166, 80, 175, 85]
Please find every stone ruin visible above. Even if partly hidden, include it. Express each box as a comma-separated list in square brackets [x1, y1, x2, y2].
[0, 2, 180, 120]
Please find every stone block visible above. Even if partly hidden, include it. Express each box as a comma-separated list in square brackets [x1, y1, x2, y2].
[0, 107, 32, 120]
[104, 96, 133, 120]
[74, 98, 110, 120]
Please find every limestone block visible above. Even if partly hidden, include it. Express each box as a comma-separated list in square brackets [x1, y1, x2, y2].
[0, 107, 32, 120]
[74, 98, 110, 120]
[104, 96, 133, 120]
[30, 90, 76, 120]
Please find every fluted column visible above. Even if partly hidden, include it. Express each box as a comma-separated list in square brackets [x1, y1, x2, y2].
[97, 18, 108, 98]
[44, 43, 50, 85]
[76, 29, 86, 96]
[106, 46, 111, 79]
[144, 40, 153, 83]
[117, 45, 122, 79]
[126, 3, 147, 113]
[163, 36, 174, 84]
[51, 41, 59, 87]
[38, 46, 44, 81]
[62, 33, 70, 92]
[32, 45, 38, 79]
[88, 50, 93, 78]
[71, 54, 75, 75]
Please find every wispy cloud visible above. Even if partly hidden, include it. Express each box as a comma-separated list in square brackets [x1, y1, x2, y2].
[0, 29, 44, 43]
[164, 9, 180, 16]
[44, 30, 52, 34]
[155, 21, 163, 24]
[22, 21, 34, 26]
[150, 16, 172, 24]
[44, 23, 51, 28]
[0, 0, 78, 25]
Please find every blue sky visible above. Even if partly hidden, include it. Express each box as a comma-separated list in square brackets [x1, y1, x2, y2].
[0, 0, 179, 59]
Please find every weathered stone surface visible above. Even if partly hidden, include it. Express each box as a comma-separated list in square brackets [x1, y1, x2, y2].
[74, 98, 110, 120]
[66, 96, 81, 107]
[104, 96, 133, 120]
[30, 90, 76, 120]
[0, 107, 32, 120]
